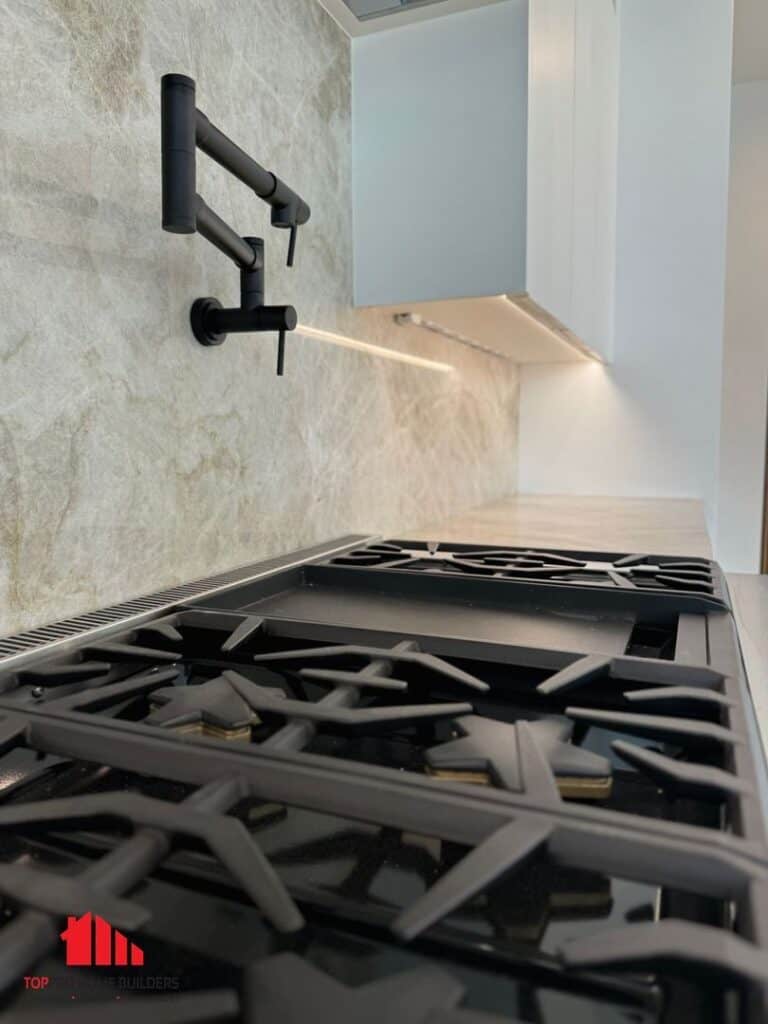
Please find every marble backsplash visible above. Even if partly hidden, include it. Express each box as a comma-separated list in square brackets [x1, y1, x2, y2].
[0, 0, 518, 637]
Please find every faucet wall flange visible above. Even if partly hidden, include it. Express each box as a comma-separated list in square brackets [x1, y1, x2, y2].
[191, 297, 226, 347]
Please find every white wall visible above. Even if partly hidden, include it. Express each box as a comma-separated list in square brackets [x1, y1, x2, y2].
[352, 0, 528, 306]
[519, 0, 734, 538]
[715, 81, 768, 572]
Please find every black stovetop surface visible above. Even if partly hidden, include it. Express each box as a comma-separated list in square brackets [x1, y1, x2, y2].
[0, 536, 764, 1023]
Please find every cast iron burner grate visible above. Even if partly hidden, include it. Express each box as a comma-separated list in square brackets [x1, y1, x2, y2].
[0, 609, 751, 828]
[0, 690, 765, 1022]
[328, 541, 725, 604]
[0, 537, 763, 1022]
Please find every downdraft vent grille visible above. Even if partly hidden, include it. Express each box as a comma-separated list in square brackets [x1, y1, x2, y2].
[0, 571, 259, 660]
[0, 537, 364, 663]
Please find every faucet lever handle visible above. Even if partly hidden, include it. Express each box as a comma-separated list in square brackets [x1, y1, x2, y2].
[277, 330, 286, 376]
[286, 225, 298, 268]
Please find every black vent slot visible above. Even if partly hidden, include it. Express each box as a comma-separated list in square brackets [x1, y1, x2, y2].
[625, 620, 678, 660]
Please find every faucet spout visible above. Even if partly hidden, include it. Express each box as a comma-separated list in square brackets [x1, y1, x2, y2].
[200, 304, 297, 336]
[190, 298, 296, 375]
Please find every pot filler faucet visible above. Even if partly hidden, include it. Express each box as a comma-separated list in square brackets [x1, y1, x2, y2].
[161, 73, 310, 374]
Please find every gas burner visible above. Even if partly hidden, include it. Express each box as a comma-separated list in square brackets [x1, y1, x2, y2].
[425, 715, 612, 799]
[147, 674, 263, 740]
[328, 541, 724, 604]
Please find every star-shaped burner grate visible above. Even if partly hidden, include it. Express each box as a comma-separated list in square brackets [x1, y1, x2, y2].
[222, 639, 486, 755]
[63, 635, 487, 752]
[250, 639, 490, 692]
[534, 653, 750, 801]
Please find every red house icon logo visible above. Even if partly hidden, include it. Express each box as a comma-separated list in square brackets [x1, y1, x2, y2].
[60, 913, 144, 967]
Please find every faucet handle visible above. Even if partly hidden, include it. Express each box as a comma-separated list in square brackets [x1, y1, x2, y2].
[271, 201, 305, 267]
[254, 305, 295, 374]
[286, 225, 298, 268]
[273, 306, 296, 375]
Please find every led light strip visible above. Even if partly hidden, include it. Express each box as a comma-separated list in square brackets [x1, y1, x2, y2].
[295, 324, 454, 373]
[503, 295, 604, 362]
[393, 312, 512, 361]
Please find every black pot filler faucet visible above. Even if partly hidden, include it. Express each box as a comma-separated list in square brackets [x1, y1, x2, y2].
[161, 73, 310, 375]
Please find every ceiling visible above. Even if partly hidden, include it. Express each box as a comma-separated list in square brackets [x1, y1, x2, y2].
[323, 0, 767, 67]
[733, 0, 768, 83]
[341, 0, 447, 19]
[317, 0, 503, 36]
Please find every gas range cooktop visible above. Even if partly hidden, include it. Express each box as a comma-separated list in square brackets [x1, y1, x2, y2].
[0, 534, 765, 1023]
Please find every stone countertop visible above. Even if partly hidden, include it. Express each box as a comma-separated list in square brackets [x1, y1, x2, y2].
[412, 494, 712, 556]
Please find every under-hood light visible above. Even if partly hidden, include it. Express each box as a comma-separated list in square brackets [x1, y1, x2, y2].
[393, 312, 513, 361]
